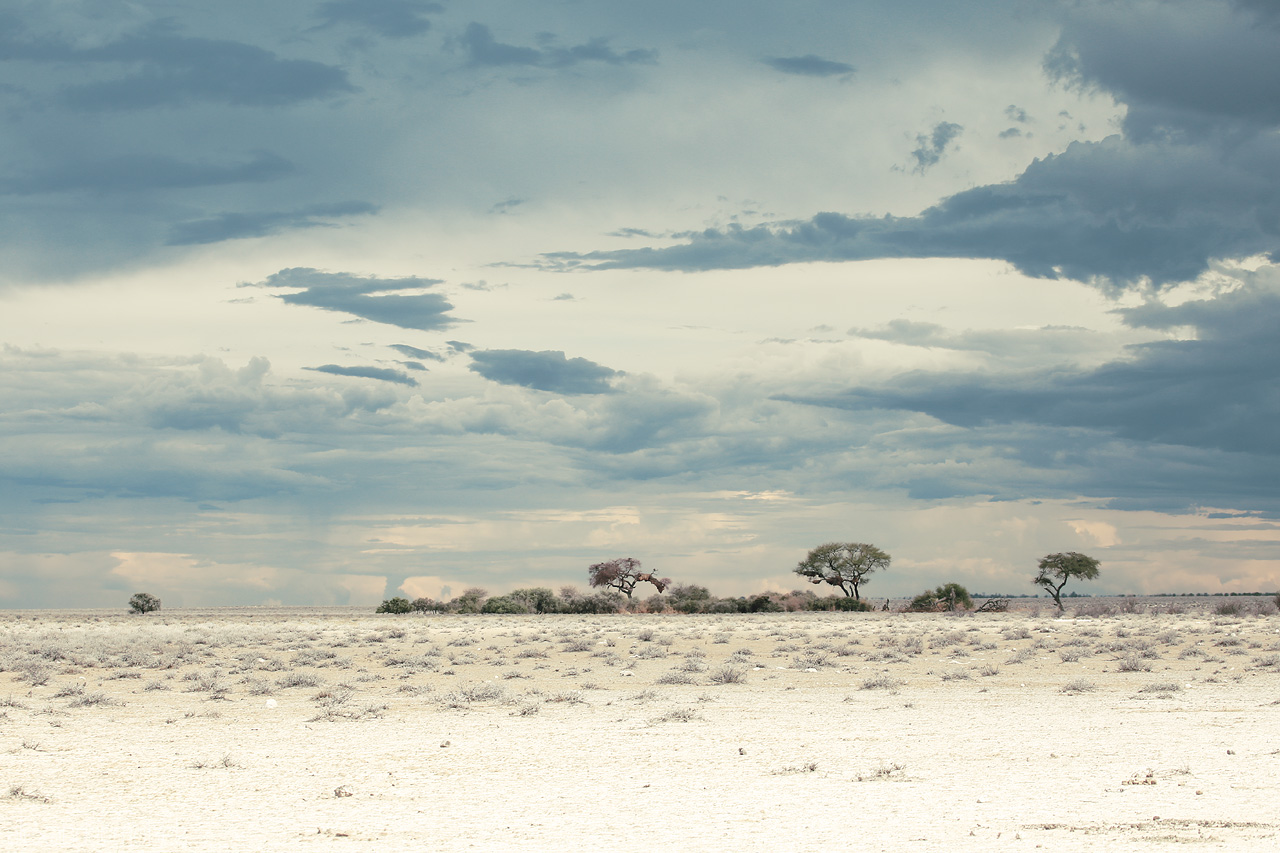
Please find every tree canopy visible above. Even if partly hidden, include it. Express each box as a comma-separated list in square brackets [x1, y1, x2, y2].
[793, 542, 890, 599]
[128, 592, 161, 614]
[1034, 552, 1101, 611]
[587, 557, 670, 598]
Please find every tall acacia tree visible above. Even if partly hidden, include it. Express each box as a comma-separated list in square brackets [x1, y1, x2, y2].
[794, 542, 890, 600]
[1034, 552, 1101, 611]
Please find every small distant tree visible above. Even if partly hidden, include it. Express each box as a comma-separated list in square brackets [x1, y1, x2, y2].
[1034, 552, 1101, 612]
[376, 596, 412, 614]
[411, 596, 447, 613]
[666, 583, 712, 614]
[793, 542, 890, 600]
[451, 587, 489, 613]
[509, 587, 560, 613]
[128, 592, 161, 614]
[480, 595, 528, 614]
[587, 557, 671, 599]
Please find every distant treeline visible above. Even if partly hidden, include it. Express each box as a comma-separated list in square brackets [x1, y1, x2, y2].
[378, 584, 881, 615]
[377, 585, 1280, 615]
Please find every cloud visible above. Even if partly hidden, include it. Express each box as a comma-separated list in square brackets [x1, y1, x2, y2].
[248, 267, 459, 331]
[389, 344, 445, 362]
[314, 0, 441, 38]
[0, 20, 356, 109]
[167, 202, 378, 245]
[460, 23, 656, 69]
[1046, 0, 1280, 138]
[785, 271, 1280, 460]
[1, 151, 294, 195]
[763, 54, 855, 77]
[540, 1, 1280, 290]
[1004, 104, 1030, 123]
[910, 121, 963, 173]
[468, 349, 620, 394]
[544, 132, 1280, 288]
[306, 364, 418, 386]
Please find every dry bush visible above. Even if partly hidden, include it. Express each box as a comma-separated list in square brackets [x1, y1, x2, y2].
[656, 670, 699, 685]
[1060, 678, 1096, 693]
[707, 665, 748, 684]
[856, 763, 906, 782]
[649, 707, 701, 724]
[1118, 653, 1153, 672]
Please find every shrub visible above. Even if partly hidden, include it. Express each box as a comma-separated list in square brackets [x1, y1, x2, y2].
[376, 597, 413, 614]
[411, 597, 448, 613]
[128, 593, 161, 614]
[805, 595, 873, 612]
[707, 665, 748, 684]
[667, 583, 713, 613]
[450, 588, 489, 613]
[746, 593, 785, 612]
[559, 591, 624, 614]
[1060, 678, 1096, 693]
[508, 588, 560, 613]
[910, 583, 972, 612]
[480, 595, 529, 614]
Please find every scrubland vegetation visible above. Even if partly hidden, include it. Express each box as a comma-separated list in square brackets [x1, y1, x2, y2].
[2, 598, 1278, 850]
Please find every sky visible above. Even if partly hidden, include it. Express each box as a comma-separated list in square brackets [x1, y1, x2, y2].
[2, 0, 1278, 608]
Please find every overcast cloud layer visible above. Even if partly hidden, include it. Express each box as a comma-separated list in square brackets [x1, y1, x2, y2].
[1, 0, 1276, 608]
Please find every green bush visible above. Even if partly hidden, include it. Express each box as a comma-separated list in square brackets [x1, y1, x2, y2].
[376, 596, 413, 614]
[667, 583, 713, 613]
[450, 587, 489, 613]
[910, 591, 941, 611]
[481, 595, 530, 614]
[911, 583, 972, 612]
[559, 591, 623, 613]
[128, 592, 161, 614]
[805, 595, 872, 612]
[508, 587, 560, 613]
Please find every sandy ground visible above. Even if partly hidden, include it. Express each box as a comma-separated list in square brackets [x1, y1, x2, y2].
[2, 606, 1279, 852]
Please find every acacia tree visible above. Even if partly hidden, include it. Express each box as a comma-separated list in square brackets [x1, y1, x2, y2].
[793, 542, 890, 600]
[587, 557, 670, 598]
[1034, 552, 1101, 611]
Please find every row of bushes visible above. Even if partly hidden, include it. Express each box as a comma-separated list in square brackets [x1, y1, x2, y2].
[377, 584, 878, 615]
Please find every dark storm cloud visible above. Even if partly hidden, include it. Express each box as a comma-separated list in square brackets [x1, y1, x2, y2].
[910, 121, 963, 173]
[460, 23, 657, 69]
[167, 202, 378, 245]
[314, 0, 441, 38]
[763, 54, 855, 77]
[248, 267, 459, 332]
[1046, 0, 1280, 138]
[546, 132, 1280, 287]
[0, 20, 355, 109]
[0, 151, 294, 195]
[547, 0, 1280, 290]
[306, 364, 418, 386]
[785, 278, 1280, 458]
[468, 349, 619, 394]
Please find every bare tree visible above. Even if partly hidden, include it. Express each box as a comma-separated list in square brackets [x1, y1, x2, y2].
[587, 557, 670, 598]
